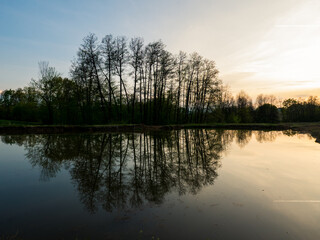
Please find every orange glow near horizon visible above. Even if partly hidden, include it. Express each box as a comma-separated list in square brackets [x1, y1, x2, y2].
[1, 0, 320, 100]
[216, 1, 320, 99]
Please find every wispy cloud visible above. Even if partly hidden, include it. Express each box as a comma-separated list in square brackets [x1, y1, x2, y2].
[1, 0, 319, 98]
[275, 24, 320, 28]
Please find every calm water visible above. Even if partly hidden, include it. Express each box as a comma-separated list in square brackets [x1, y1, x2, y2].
[0, 130, 320, 240]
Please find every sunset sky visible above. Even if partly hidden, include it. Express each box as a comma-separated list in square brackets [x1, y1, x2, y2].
[1, 0, 319, 99]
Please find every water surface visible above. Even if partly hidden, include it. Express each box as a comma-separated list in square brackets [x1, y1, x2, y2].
[0, 130, 319, 239]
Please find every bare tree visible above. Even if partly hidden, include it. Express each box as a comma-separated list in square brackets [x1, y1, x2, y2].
[68, 33, 224, 124]
[129, 37, 144, 123]
[101, 34, 117, 119]
[114, 36, 129, 121]
[185, 53, 201, 122]
[175, 51, 187, 123]
[32, 61, 61, 124]
[237, 90, 252, 108]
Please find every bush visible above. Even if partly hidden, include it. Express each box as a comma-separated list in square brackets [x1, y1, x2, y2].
[255, 104, 279, 123]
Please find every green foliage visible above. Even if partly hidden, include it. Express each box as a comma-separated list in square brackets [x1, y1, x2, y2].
[237, 107, 254, 123]
[282, 97, 320, 122]
[0, 87, 40, 122]
[255, 104, 279, 123]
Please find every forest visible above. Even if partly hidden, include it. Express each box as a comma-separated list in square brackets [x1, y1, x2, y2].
[0, 33, 320, 125]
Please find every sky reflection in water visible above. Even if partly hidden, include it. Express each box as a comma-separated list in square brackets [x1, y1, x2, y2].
[0, 130, 319, 239]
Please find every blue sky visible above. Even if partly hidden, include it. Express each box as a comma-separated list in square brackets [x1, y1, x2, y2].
[1, 0, 319, 98]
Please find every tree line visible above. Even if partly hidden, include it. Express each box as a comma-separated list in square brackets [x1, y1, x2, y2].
[216, 91, 320, 123]
[0, 33, 319, 124]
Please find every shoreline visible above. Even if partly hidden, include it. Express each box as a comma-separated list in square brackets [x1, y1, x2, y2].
[0, 123, 319, 143]
[0, 123, 319, 142]
[0, 123, 292, 133]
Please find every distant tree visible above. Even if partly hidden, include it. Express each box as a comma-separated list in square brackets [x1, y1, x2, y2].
[217, 86, 237, 122]
[236, 90, 253, 123]
[255, 104, 279, 123]
[237, 90, 252, 108]
[256, 94, 267, 107]
[256, 94, 278, 107]
[283, 98, 298, 108]
[282, 98, 301, 122]
[305, 96, 319, 121]
[31, 61, 61, 124]
[0, 89, 15, 118]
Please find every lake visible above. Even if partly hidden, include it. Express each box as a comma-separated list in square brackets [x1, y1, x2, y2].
[0, 129, 320, 239]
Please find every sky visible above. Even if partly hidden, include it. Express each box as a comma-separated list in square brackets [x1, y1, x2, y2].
[1, 0, 320, 99]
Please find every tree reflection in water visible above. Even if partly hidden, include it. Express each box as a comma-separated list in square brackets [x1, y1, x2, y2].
[0, 129, 281, 213]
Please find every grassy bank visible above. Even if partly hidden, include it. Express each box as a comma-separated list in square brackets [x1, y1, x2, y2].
[0, 121, 319, 142]
[0, 120, 40, 126]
